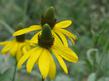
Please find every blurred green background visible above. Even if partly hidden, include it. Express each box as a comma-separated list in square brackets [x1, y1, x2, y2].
[0, 0, 109, 81]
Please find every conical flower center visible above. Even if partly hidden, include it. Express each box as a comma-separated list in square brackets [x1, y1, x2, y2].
[15, 26, 25, 42]
[16, 34, 25, 42]
[41, 7, 56, 29]
[41, 16, 56, 29]
[38, 24, 54, 49]
[38, 35, 54, 49]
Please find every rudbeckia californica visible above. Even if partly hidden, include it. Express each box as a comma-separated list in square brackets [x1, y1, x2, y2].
[0, 27, 33, 61]
[13, 7, 77, 47]
[17, 24, 78, 79]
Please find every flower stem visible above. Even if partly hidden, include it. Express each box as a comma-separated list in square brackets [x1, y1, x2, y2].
[42, 78, 44, 81]
[12, 60, 17, 81]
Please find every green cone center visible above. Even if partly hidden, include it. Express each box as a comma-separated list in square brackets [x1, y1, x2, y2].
[38, 24, 54, 49]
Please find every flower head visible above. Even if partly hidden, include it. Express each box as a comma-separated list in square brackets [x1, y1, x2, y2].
[13, 7, 77, 47]
[17, 24, 78, 79]
[0, 27, 33, 61]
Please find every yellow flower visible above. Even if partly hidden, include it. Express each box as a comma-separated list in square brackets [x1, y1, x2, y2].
[17, 24, 78, 79]
[0, 34, 32, 61]
[13, 7, 77, 47]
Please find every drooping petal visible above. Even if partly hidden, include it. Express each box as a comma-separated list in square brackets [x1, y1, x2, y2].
[26, 48, 42, 73]
[13, 25, 41, 36]
[17, 53, 30, 69]
[31, 31, 41, 43]
[16, 49, 22, 61]
[54, 30, 68, 47]
[48, 53, 56, 79]
[52, 31, 63, 46]
[54, 46, 78, 63]
[54, 20, 72, 29]
[52, 48, 68, 74]
[59, 29, 77, 44]
[16, 44, 23, 61]
[10, 42, 18, 56]
[38, 49, 50, 79]
[0, 41, 9, 46]
[25, 40, 34, 46]
[16, 44, 31, 61]
[22, 46, 28, 54]
[17, 47, 39, 69]
[1, 43, 12, 54]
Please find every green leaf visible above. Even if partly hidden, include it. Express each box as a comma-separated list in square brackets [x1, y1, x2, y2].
[0, 56, 16, 81]
[0, 55, 10, 74]
[87, 73, 96, 81]
[97, 77, 109, 81]
[55, 74, 72, 81]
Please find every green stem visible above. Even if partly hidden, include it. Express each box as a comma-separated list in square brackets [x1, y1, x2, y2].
[42, 78, 44, 81]
[12, 60, 17, 81]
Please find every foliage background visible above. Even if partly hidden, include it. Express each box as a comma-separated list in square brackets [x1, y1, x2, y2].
[0, 0, 109, 81]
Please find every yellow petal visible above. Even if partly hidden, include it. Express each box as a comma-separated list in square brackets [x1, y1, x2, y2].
[16, 44, 23, 61]
[54, 46, 78, 63]
[26, 48, 42, 73]
[52, 31, 63, 46]
[17, 53, 30, 69]
[17, 47, 38, 69]
[0, 41, 9, 46]
[38, 49, 50, 79]
[48, 53, 56, 79]
[31, 31, 41, 43]
[10, 42, 18, 56]
[13, 25, 41, 36]
[54, 20, 72, 29]
[16, 44, 31, 61]
[22, 46, 28, 54]
[1, 43, 12, 54]
[59, 29, 77, 44]
[54, 30, 68, 47]
[16, 49, 22, 61]
[52, 48, 68, 74]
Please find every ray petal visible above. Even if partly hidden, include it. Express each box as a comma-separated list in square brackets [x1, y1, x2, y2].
[31, 31, 41, 43]
[26, 48, 42, 73]
[10, 42, 18, 56]
[0, 41, 9, 46]
[52, 31, 63, 46]
[16, 44, 23, 61]
[54, 30, 68, 47]
[59, 29, 77, 44]
[48, 53, 56, 79]
[54, 46, 78, 63]
[54, 20, 72, 29]
[13, 25, 41, 36]
[38, 49, 50, 79]
[1, 43, 12, 54]
[52, 48, 68, 74]
[17, 47, 39, 69]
